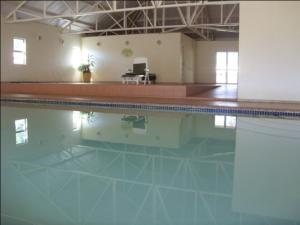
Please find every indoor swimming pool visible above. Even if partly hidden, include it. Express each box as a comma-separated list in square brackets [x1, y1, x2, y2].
[1, 104, 300, 225]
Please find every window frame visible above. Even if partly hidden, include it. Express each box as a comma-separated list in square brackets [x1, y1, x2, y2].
[13, 37, 27, 65]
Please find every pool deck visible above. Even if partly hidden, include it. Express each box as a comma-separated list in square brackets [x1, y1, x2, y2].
[1, 93, 300, 113]
[1, 82, 231, 99]
[1, 82, 300, 115]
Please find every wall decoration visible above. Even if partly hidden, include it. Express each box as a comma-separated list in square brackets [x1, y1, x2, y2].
[156, 40, 162, 45]
[121, 48, 133, 57]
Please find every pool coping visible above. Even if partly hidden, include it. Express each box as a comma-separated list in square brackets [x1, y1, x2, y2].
[1, 97, 300, 118]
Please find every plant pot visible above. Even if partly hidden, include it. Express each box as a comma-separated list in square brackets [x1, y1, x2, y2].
[82, 71, 91, 83]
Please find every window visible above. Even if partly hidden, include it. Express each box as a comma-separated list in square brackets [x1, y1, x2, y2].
[214, 115, 236, 129]
[71, 47, 81, 69]
[216, 52, 238, 84]
[13, 38, 26, 65]
[15, 119, 28, 145]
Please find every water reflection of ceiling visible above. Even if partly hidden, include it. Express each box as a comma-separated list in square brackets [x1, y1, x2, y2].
[2, 106, 300, 225]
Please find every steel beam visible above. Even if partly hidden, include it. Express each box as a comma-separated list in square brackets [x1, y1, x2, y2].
[190, 28, 210, 41]
[4, 0, 239, 38]
[175, 0, 187, 25]
[5, 1, 239, 23]
[190, 6, 205, 25]
[224, 4, 238, 24]
[97, 3, 122, 28]
[62, 1, 75, 15]
[6, 1, 27, 20]
[63, 23, 239, 35]
[99, 10, 138, 35]
[62, 1, 102, 30]
[137, 0, 153, 27]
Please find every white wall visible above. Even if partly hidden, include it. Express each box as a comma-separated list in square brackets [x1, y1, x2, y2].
[1, 17, 81, 82]
[195, 41, 239, 83]
[181, 34, 196, 83]
[1, 17, 241, 86]
[238, 1, 300, 101]
[81, 33, 182, 83]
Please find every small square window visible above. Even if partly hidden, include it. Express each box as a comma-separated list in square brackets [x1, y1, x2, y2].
[13, 38, 26, 65]
[13, 38, 26, 51]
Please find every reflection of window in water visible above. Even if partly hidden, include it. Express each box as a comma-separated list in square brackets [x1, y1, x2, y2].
[121, 115, 147, 134]
[73, 111, 95, 131]
[15, 118, 28, 145]
[215, 115, 236, 129]
[73, 111, 82, 131]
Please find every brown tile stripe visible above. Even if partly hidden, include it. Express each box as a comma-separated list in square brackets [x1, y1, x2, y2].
[1, 82, 220, 99]
[1, 93, 300, 116]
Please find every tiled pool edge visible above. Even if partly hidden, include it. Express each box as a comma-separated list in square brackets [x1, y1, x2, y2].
[1, 98, 300, 118]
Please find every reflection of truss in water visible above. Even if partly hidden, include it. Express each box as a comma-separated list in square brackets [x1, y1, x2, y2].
[4, 140, 294, 225]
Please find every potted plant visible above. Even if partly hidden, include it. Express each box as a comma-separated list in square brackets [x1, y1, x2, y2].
[78, 54, 95, 83]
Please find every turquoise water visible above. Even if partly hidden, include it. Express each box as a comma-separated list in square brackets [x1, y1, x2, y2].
[1, 105, 300, 225]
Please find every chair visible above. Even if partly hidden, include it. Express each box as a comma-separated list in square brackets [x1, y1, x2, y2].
[121, 57, 156, 85]
[121, 115, 148, 134]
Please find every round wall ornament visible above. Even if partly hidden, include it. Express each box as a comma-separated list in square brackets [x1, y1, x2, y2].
[121, 48, 133, 57]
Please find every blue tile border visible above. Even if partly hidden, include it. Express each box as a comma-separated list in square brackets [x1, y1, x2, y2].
[1, 98, 300, 118]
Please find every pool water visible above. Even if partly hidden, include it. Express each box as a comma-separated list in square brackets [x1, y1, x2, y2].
[1, 105, 300, 225]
